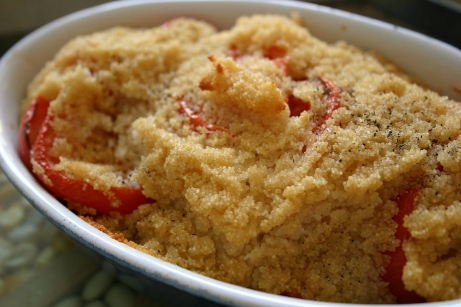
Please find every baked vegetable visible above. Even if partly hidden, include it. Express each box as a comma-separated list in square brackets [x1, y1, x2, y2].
[18, 97, 151, 214]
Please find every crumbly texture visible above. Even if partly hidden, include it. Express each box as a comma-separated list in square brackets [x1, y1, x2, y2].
[23, 15, 461, 303]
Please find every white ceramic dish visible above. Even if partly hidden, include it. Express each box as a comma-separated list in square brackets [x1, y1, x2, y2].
[1, 1, 461, 306]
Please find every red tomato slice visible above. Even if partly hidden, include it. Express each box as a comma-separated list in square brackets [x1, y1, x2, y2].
[178, 99, 227, 132]
[320, 77, 341, 119]
[18, 97, 50, 171]
[281, 291, 303, 299]
[286, 94, 310, 117]
[264, 45, 290, 74]
[313, 77, 341, 135]
[19, 97, 152, 215]
[383, 188, 426, 304]
[228, 44, 240, 60]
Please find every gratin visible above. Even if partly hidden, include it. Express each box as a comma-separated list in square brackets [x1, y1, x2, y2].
[19, 15, 461, 304]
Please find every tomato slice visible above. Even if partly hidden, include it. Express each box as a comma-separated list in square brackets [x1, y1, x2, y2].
[228, 44, 240, 60]
[281, 291, 303, 299]
[179, 99, 227, 132]
[18, 97, 50, 171]
[19, 97, 152, 215]
[264, 45, 290, 74]
[313, 77, 341, 135]
[320, 77, 341, 119]
[228, 44, 290, 73]
[286, 94, 310, 117]
[383, 188, 426, 304]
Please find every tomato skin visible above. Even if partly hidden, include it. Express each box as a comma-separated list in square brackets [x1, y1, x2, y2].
[319, 77, 341, 120]
[19, 97, 152, 215]
[264, 45, 290, 74]
[18, 97, 50, 171]
[383, 188, 426, 304]
[281, 291, 303, 299]
[287, 94, 310, 117]
[313, 77, 341, 135]
[178, 99, 226, 132]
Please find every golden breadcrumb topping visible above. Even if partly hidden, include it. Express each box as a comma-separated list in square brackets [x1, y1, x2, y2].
[23, 15, 461, 303]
